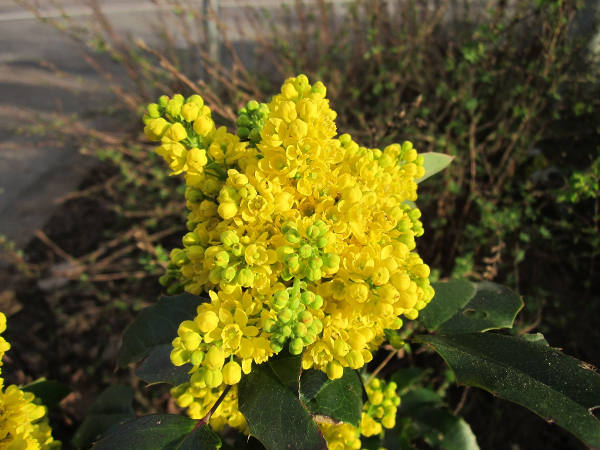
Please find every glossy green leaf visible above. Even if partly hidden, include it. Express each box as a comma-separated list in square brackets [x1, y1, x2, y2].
[268, 350, 302, 393]
[93, 414, 212, 450]
[420, 279, 477, 331]
[119, 293, 204, 367]
[415, 333, 600, 447]
[416, 152, 454, 183]
[398, 388, 479, 450]
[238, 362, 326, 450]
[301, 368, 363, 426]
[136, 344, 192, 386]
[176, 425, 222, 449]
[73, 385, 135, 449]
[21, 378, 70, 409]
[436, 282, 523, 334]
[299, 369, 329, 402]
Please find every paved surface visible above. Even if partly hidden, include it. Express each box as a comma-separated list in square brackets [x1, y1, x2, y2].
[0, 1, 194, 247]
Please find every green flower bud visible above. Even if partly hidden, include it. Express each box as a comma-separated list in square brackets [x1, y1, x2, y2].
[264, 318, 276, 332]
[220, 230, 239, 247]
[222, 266, 237, 283]
[270, 341, 283, 353]
[204, 368, 223, 388]
[273, 290, 290, 309]
[280, 325, 292, 337]
[316, 236, 328, 248]
[238, 126, 250, 139]
[293, 322, 308, 337]
[147, 103, 160, 118]
[299, 310, 313, 325]
[158, 95, 169, 107]
[311, 294, 324, 310]
[190, 350, 205, 366]
[214, 250, 230, 268]
[306, 267, 322, 282]
[278, 308, 293, 323]
[289, 338, 304, 355]
[285, 229, 301, 244]
[237, 267, 255, 287]
[247, 100, 259, 111]
[299, 244, 313, 258]
[182, 232, 201, 247]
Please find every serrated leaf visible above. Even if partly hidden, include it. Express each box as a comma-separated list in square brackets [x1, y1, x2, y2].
[398, 389, 479, 450]
[136, 344, 192, 386]
[268, 350, 302, 393]
[238, 362, 327, 450]
[416, 152, 454, 183]
[93, 414, 211, 450]
[119, 293, 204, 367]
[436, 281, 523, 334]
[21, 378, 70, 409]
[303, 368, 363, 426]
[73, 385, 135, 449]
[415, 333, 600, 447]
[420, 280, 477, 331]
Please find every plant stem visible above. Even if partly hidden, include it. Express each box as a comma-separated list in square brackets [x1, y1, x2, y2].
[195, 385, 232, 429]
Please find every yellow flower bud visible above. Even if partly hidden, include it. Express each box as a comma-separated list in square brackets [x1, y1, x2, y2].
[165, 122, 188, 142]
[326, 360, 344, 380]
[195, 310, 219, 333]
[182, 332, 201, 351]
[181, 102, 200, 122]
[193, 115, 214, 136]
[218, 201, 239, 220]
[222, 361, 242, 385]
[204, 368, 223, 387]
[205, 346, 225, 369]
[187, 148, 208, 174]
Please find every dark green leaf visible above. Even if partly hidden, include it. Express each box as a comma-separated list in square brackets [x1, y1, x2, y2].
[119, 293, 204, 367]
[175, 424, 221, 449]
[415, 333, 600, 447]
[420, 280, 476, 332]
[21, 378, 70, 409]
[398, 389, 479, 450]
[436, 282, 523, 334]
[136, 344, 192, 386]
[93, 414, 206, 450]
[268, 349, 302, 393]
[238, 363, 327, 450]
[73, 385, 135, 449]
[303, 368, 363, 426]
[416, 152, 454, 183]
[299, 369, 329, 402]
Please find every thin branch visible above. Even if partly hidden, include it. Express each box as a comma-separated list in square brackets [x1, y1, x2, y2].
[195, 385, 232, 429]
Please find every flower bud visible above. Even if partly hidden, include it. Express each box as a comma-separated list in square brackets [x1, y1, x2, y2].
[289, 337, 304, 355]
[222, 361, 242, 385]
[193, 115, 214, 136]
[326, 360, 344, 380]
[205, 346, 225, 370]
[195, 310, 219, 333]
[182, 332, 201, 351]
[204, 368, 223, 387]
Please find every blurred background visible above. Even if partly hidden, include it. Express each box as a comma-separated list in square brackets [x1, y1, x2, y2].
[0, 0, 599, 448]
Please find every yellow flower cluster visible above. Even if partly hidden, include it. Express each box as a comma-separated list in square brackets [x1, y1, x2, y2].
[319, 377, 400, 449]
[145, 75, 432, 424]
[0, 313, 60, 450]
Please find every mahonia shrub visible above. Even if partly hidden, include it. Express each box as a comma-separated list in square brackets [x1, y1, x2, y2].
[0, 313, 59, 449]
[143, 74, 433, 438]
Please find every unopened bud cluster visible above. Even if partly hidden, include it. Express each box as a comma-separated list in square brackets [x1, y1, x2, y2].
[145, 75, 433, 430]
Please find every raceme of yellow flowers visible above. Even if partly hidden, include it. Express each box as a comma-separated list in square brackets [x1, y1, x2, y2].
[0, 313, 59, 450]
[144, 75, 433, 437]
